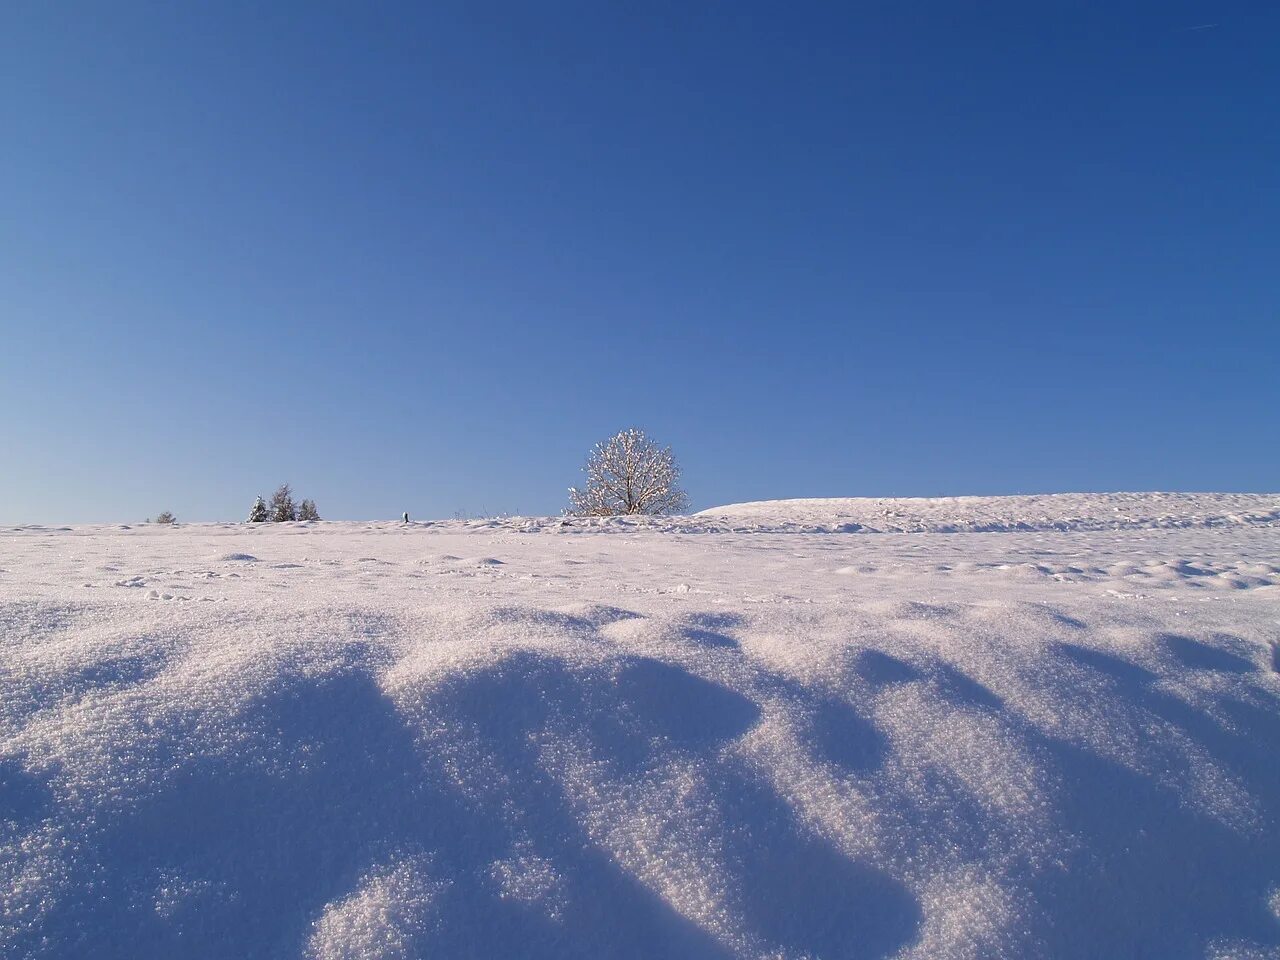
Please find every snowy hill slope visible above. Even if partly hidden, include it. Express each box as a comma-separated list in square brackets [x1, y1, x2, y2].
[694, 491, 1280, 533]
[1, 501, 1278, 958]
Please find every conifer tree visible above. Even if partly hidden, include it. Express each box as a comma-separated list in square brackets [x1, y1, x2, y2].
[269, 484, 297, 522]
[247, 496, 269, 523]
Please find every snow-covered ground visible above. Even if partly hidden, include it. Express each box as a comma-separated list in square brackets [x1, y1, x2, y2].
[2, 493, 1278, 959]
[695, 491, 1280, 533]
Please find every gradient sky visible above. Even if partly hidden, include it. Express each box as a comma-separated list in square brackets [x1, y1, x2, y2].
[2, 1, 1277, 522]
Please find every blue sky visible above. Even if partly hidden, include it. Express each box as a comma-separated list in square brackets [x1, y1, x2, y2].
[2, 2, 1276, 522]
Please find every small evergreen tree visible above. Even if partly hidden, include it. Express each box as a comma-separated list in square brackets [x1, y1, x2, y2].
[154, 511, 177, 525]
[247, 496, 269, 523]
[298, 499, 320, 521]
[269, 483, 297, 522]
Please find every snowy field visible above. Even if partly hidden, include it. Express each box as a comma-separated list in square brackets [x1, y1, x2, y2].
[2, 493, 1279, 959]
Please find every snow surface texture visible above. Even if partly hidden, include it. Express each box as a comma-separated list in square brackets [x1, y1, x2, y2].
[695, 491, 1280, 532]
[1, 493, 1278, 959]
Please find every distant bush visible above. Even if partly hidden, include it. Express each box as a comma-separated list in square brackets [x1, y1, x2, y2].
[154, 511, 177, 525]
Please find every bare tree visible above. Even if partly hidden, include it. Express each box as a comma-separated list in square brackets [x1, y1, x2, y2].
[297, 499, 320, 521]
[269, 483, 297, 522]
[568, 428, 690, 516]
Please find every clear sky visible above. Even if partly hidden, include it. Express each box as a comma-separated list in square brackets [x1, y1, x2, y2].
[2, 2, 1276, 522]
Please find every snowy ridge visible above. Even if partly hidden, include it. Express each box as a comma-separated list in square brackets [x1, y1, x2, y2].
[1, 501, 1278, 958]
[693, 491, 1280, 534]
[479, 491, 1280, 534]
[4, 492, 1278, 538]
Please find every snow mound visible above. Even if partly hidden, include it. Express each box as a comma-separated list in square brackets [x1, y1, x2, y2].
[695, 491, 1280, 533]
[1, 517, 1278, 958]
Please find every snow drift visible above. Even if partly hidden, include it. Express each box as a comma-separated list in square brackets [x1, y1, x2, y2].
[1, 495, 1278, 958]
[694, 491, 1280, 534]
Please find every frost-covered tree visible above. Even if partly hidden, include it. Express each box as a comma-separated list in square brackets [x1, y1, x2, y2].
[568, 428, 690, 517]
[297, 499, 320, 521]
[269, 484, 297, 522]
[247, 496, 269, 523]
[154, 511, 176, 525]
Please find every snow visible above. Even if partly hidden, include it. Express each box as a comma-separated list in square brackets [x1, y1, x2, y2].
[695, 491, 1280, 533]
[1, 493, 1278, 958]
